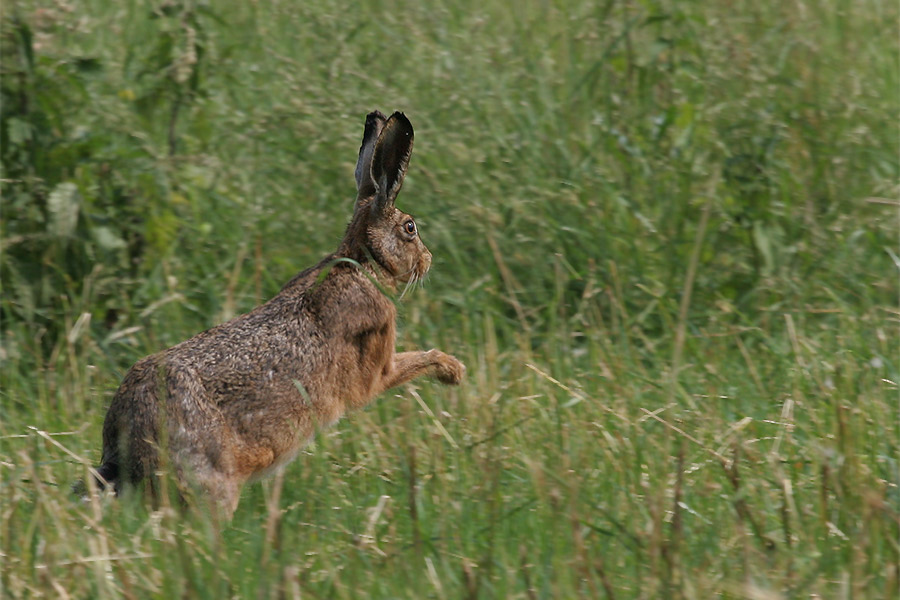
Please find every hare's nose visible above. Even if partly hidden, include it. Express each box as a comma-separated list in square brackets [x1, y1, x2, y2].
[422, 250, 432, 272]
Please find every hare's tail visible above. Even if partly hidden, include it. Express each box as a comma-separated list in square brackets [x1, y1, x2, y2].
[94, 461, 120, 492]
[70, 460, 119, 500]
[96, 406, 159, 494]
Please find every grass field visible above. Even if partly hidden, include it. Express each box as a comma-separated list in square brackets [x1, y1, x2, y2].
[1, 0, 898, 597]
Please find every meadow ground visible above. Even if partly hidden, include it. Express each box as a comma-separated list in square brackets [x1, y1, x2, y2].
[1, 0, 898, 597]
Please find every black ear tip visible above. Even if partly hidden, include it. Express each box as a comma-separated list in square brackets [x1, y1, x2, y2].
[363, 111, 387, 138]
[387, 111, 413, 137]
[366, 110, 387, 124]
[389, 110, 409, 122]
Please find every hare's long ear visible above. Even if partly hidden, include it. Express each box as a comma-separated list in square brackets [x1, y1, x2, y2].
[370, 112, 414, 213]
[355, 110, 387, 197]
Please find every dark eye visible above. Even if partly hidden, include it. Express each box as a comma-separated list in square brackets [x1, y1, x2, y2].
[404, 220, 416, 235]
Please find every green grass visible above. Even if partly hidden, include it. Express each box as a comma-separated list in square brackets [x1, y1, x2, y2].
[1, 0, 898, 597]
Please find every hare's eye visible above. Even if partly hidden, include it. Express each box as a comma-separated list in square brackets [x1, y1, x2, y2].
[404, 220, 416, 235]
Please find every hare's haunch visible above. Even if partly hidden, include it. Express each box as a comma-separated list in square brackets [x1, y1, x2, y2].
[95, 111, 465, 517]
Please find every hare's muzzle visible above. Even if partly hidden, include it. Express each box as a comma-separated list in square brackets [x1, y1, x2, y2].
[417, 248, 432, 279]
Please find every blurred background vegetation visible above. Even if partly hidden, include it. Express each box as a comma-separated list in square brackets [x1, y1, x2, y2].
[1, 0, 897, 598]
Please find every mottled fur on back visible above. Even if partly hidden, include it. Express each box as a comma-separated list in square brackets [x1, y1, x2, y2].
[97, 111, 465, 517]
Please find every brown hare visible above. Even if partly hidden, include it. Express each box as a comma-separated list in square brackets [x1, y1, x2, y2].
[95, 111, 465, 518]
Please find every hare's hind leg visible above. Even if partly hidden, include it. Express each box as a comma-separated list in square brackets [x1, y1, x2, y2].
[172, 450, 243, 519]
[195, 473, 242, 520]
[378, 350, 465, 392]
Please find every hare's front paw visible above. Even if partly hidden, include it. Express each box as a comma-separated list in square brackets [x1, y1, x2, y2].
[431, 350, 466, 385]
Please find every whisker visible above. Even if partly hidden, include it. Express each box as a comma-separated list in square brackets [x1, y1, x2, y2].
[399, 274, 415, 300]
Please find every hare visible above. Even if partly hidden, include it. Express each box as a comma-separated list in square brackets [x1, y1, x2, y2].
[94, 111, 465, 518]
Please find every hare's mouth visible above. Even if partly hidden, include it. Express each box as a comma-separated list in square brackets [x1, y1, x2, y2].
[398, 265, 428, 299]
[398, 257, 430, 282]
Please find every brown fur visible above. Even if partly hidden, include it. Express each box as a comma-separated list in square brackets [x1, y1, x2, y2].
[96, 111, 465, 517]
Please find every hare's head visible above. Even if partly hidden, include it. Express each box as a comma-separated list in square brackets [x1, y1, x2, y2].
[340, 111, 432, 288]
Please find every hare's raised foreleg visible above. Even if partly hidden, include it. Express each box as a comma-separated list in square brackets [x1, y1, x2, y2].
[378, 349, 465, 392]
